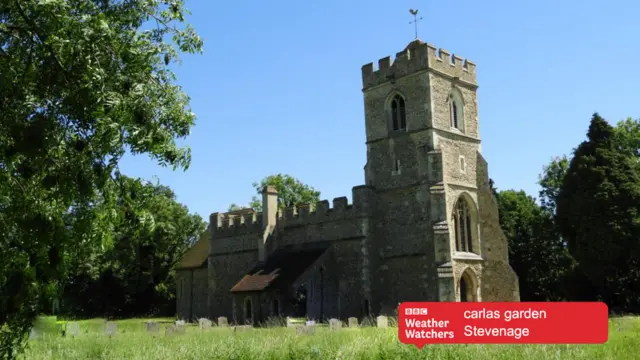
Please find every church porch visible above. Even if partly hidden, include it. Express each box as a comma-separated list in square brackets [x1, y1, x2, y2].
[229, 245, 331, 324]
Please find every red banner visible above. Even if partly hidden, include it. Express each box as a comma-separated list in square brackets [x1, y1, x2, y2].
[398, 302, 608, 347]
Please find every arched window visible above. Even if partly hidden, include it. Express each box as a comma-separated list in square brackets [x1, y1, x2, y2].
[390, 95, 406, 131]
[244, 297, 253, 324]
[449, 88, 464, 131]
[271, 298, 280, 316]
[453, 198, 473, 252]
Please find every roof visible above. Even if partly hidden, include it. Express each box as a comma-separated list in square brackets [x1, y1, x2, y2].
[176, 230, 209, 270]
[230, 247, 328, 293]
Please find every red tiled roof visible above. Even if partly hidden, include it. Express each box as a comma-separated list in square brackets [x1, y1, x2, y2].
[230, 270, 279, 292]
[229, 247, 328, 293]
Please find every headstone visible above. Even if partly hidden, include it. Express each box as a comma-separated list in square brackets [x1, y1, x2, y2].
[377, 315, 388, 328]
[29, 328, 40, 340]
[105, 322, 117, 337]
[305, 320, 316, 326]
[296, 325, 317, 335]
[145, 321, 160, 334]
[175, 323, 186, 334]
[329, 318, 342, 331]
[199, 318, 212, 329]
[66, 322, 80, 337]
[217, 317, 228, 327]
[286, 317, 295, 327]
[165, 325, 176, 336]
[175, 320, 186, 326]
[233, 325, 252, 332]
[348, 317, 358, 328]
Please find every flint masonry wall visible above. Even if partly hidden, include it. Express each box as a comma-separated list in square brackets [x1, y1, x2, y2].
[207, 186, 376, 320]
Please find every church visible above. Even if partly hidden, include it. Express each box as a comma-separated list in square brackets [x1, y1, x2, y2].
[175, 37, 520, 324]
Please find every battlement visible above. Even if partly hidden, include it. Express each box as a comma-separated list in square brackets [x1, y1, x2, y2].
[211, 186, 375, 238]
[361, 41, 476, 89]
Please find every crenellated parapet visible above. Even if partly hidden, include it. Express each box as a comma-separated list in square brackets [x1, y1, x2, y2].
[278, 185, 374, 227]
[361, 40, 477, 89]
[210, 186, 375, 238]
[210, 211, 263, 238]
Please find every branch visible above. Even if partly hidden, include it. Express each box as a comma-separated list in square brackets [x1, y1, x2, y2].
[15, 0, 69, 83]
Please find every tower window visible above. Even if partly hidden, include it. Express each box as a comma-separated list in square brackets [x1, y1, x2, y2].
[453, 198, 473, 252]
[391, 95, 406, 131]
[449, 88, 464, 131]
[452, 102, 459, 128]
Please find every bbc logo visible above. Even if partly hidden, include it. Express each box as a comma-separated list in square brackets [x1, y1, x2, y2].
[405, 308, 428, 315]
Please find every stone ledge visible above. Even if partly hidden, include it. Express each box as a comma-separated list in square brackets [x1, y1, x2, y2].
[452, 252, 484, 261]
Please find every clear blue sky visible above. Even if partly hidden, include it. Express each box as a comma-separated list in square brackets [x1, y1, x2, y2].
[119, 0, 640, 220]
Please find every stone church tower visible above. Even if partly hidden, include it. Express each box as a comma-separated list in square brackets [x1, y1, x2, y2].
[175, 39, 519, 324]
[361, 39, 519, 309]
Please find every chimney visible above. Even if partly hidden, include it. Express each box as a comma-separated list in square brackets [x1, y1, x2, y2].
[260, 185, 278, 262]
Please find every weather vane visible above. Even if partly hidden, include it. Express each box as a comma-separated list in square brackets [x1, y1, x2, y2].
[409, 9, 423, 39]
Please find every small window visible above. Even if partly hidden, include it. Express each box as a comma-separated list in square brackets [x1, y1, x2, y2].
[451, 102, 459, 128]
[449, 89, 464, 131]
[391, 95, 406, 131]
[459, 156, 466, 173]
[392, 159, 401, 175]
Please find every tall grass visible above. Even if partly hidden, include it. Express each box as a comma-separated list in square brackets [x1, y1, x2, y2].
[22, 316, 640, 359]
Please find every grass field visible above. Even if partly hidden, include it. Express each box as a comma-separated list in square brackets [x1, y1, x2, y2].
[22, 316, 640, 359]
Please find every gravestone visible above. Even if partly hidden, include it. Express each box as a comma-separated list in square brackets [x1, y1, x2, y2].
[296, 325, 317, 335]
[218, 317, 228, 327]
[199, 318, 212, 329]
[165, 325, 176, 336]
[377, 315, 388, 328]
[105, 322, 117, 337]
[305, 320, 316, 326]
[329, 318, 342, 331]
[286, 317, 295, 327]
[233, 325, 252, 332]
[145, 321, 160, 334]
[66, 322, 80, 337]
[175, 322, 186, 334]
[175, 320, 186, 326]
[348, 317, 358, 328]
[29, 328, 40, 340]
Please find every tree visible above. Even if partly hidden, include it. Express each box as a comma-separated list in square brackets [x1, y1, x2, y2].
[0, 1, 202, 356]
[248, 174, 321, 212]
[62, 175, 207, 318]
[556, 113, 640, 312]
[538, 155, 569, 215]
[494, 188, 572, 301]
[227, 203, 248, 212]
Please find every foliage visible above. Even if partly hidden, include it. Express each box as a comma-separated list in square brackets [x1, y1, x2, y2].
[227, 203, 248, 212]
[248, 174, 321, 212]
[494, 189, 573, 301]
[538, 155, 569, 215]
[0, 0, 202, 357]
[62, 175, 207, 318]
[556, 113, 640, 312]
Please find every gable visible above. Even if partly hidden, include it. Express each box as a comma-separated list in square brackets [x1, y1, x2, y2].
[176, 230, 209, 270]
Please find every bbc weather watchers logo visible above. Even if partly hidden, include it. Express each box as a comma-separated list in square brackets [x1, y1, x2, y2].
[405, 307, 428, 316]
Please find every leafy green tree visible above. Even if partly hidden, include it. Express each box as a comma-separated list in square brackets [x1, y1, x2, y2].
[538, 155, 569, 215]
[227, 203, 248, 212]
[248, 174, 321, 212]
[63, 175, 206, 317]
[0, 0, 202, 356]
[556, 113, 640, 312]
[495, 189, 572, 301]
